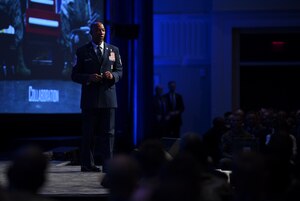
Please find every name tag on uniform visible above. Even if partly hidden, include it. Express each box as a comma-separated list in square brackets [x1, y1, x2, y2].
[109, 51, 115, 61]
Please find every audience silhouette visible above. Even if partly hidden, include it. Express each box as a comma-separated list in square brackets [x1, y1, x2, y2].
[2, 107, 300, 201]
[100, 107, 300, 201]
[5, 144, 56, 201]
[219, 113, 255, 170]
[101, 154, 140, 201]
[203, 116, 229, 167]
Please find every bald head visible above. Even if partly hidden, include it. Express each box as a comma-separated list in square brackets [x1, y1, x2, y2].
[90, 22, 106, 45]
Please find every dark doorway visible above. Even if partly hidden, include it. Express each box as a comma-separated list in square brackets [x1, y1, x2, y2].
[239, 30, 300, 112]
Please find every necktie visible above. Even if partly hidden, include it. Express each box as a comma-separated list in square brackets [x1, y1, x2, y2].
[159, 97, 165, 113]
[97, 45, 102, 60]
[170, 93, 176, 110]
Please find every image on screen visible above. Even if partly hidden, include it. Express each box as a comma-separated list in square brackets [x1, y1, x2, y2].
[0, 0, 104, 113]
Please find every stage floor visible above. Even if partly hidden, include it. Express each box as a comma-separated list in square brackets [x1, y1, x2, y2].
[0, 160, 109, 200]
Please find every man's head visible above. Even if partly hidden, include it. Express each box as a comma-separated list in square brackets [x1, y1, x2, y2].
[90, 22, 105, 45]
[6, 145, 48, 193]
[168, 81, 176, 93]
[155, 85, 163, 96]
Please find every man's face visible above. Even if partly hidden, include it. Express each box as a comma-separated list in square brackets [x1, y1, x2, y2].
[91, 22, 105, 44]
[169, 83, 176, 92]
[156, 86, 163, 95]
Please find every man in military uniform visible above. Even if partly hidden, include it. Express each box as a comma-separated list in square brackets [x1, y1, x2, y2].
[59, 0, 90, 76]
[0, 0, 31, 76]
[59, 0, 104, 77]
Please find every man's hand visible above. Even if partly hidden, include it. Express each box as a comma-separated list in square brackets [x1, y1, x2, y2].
[89, 73, 103, 82]
[104, 71, 113, 80]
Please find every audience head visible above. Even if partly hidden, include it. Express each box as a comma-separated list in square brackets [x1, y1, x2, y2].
[231, 151, 267, 201]
[153, 153, 202, 201]
[212, 116, 226, 129]
[229, 113, 244, 131]
[6, 144, 48, 194]
[224, 111, 233, 128]
[135, 139, 167, 178]
[245, 111, 259, 127]
[104, 154, 140, 200]
[180, 132, 208, 167]
[234, 108, 245, 119]
[231, 151, 266, 188]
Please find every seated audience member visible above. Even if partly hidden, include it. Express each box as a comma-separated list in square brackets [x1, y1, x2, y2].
[180, 132, 209, 169]
[231, 151, 267, 201]
[203, 116, 229, 167]
[243, 111, 268, 151]
[152, 151, 233, 201]
[5, 144, 55, 201]
[264, 118, 298, 201]
[151, 153, 203, 201]
[131, 139, 168, 201]
[101, 154, 140, 201]
[266, 118, 297, 163]
[179, 132, 233, 201]
[134, 139, 168, 182]
[219, 113, 255, 170]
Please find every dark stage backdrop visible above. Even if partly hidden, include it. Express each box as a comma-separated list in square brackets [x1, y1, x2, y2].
[0, 0, 104, 114]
